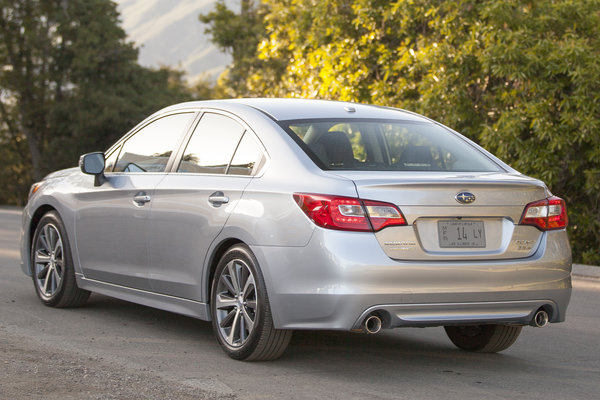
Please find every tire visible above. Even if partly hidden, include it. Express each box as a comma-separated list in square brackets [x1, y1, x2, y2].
[210, 244, 292, 361]
[31, 211, 90, 307]
[444, 324, 522, 353]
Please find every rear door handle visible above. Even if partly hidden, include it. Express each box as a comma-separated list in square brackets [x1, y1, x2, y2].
[133, 192, 151, 205]
[208, 191, 229, 207]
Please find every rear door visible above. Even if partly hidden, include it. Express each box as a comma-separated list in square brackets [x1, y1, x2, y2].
[75, 112, 195, 290]
[147, 111, 266, 301]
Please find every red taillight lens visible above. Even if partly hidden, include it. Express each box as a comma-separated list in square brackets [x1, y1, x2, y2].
[293, 194, 406, 232]
[293, 194, 371, 231]
[520, 196, 568, 230]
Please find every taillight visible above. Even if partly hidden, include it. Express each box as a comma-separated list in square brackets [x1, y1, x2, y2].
[293, 193, 406, 232]
[520, 196, 568, 230]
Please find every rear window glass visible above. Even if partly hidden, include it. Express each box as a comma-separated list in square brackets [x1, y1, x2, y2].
[280, 119, 502, 172]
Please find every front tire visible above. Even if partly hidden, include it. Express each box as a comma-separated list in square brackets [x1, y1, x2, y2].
[444, 324, 522, 353]
[31, 211, 90, 307]
[210, 244, 292, 360]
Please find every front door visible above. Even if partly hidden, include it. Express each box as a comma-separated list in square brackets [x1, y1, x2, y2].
[74, 112, 195, 290]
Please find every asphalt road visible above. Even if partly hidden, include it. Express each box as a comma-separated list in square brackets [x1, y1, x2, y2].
[1, 207, 599, 399]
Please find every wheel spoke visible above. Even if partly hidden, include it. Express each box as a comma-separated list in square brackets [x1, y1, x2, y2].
[242, 274, 255, 298]
[50, 269, 57, 293]
[53, 237, 62, 255]
[226, 309, 241, 344]
[234, 263, 243, 294]
[220, 274, 237, 296]
[48, 225, 56, 250]
[245, 299, 257, 310]
[219, 308, 236, 328]
[52, 268, 61, 286]
[40, 226, 51, 253]
[239, 311, 247, 342]
[37, 265, 50, 280]
[216, 293, 237, 310]
[242, 310, 254, 333]
[42, 266, 52, 294]
[227, 262, 241, 294]
[55, 260, 63, 275]
[35, 250, 51, 265]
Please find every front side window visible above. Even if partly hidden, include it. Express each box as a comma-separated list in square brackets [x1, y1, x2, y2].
[177, 113, 245, 174]
[281, 119, 502, 172]
[104, 145, 121, 173]
[113, 113, 193, 173]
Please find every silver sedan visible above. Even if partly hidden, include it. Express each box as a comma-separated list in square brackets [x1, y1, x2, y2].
[20, 99, 571, 360]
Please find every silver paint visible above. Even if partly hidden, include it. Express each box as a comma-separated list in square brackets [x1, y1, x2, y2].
[20, 99, 572, 333]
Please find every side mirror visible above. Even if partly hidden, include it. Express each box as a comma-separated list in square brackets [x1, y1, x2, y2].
[79, 152, 106, 186]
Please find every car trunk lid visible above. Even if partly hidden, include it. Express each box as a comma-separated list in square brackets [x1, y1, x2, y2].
[332, 171, 549, 261]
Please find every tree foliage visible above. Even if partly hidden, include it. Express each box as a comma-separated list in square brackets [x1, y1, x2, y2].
[0, 0, 190, 204]
[199, 0, 271, 96]
[204, 0, 600, 263]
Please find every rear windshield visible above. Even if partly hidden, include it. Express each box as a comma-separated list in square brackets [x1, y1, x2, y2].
[280, 119, 502, 172]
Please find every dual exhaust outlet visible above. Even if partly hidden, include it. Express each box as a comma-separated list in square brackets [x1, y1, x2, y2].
[360, 309, 549, 333]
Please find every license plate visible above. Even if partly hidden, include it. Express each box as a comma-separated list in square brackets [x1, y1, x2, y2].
[438, 220, 486, 248]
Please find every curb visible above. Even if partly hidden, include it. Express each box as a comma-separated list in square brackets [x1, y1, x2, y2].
[572, 264, 600, 280]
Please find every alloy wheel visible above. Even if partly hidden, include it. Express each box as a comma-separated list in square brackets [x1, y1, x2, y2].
[33, 223, 64, 299]
[214, 259, 258, 348]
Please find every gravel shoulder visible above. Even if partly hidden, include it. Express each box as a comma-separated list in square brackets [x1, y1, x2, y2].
[0, 326, 234, 400]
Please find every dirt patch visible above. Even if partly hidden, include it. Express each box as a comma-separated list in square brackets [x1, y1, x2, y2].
[0, 331, 235, 400]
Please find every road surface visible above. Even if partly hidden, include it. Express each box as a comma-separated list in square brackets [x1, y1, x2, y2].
[1, 207, 599, 399]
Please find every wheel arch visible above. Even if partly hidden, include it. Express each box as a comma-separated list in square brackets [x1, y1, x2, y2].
[205, 237, 244, 304]
[25, 204, 59, 275]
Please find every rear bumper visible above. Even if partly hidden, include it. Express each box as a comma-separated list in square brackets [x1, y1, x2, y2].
[251, 229, 571, 330]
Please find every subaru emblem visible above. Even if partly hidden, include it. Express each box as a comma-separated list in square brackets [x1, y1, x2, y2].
[455, 191, 476, 204]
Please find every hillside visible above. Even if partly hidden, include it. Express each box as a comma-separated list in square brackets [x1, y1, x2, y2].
[115, 0, 233, 82]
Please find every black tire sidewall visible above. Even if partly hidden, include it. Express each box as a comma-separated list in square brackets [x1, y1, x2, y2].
[444, 325, 494, 351]
[210, 244, 269, 360]
[31, 211, 74, 307]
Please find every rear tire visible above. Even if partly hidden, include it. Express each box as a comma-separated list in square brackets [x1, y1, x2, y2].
[31, 211, 90, 307]
[444, 324, 522, 353]
[211, 244, 292, 360]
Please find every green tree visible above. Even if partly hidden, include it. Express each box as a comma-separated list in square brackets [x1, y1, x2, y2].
[203, 0, 600, 263]
[0, 0, 190, 204]
[199, 0, 272, 96]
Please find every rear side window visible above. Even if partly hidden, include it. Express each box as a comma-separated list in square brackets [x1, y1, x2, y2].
[228, 133, 264, 176]
[281, 119, 502, 172]
[113, 113, 193, 173]
[177, 113, 245, 174]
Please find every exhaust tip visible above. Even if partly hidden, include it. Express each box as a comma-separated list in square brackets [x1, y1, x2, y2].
[531, 309, 549, 328]
[364, 315, 382, 334]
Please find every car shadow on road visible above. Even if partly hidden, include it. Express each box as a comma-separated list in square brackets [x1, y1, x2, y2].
[79, 293, 524, 369]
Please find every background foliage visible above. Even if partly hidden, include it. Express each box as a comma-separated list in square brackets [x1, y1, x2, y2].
[0, 0, 191, 205]
[202, 0, 600, 264]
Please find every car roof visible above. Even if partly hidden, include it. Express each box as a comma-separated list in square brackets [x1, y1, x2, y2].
[160, 98, 428, 122]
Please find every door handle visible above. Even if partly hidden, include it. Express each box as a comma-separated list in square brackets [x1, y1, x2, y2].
[208, 191, 229, 207]
[133, 192, 151, 205]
